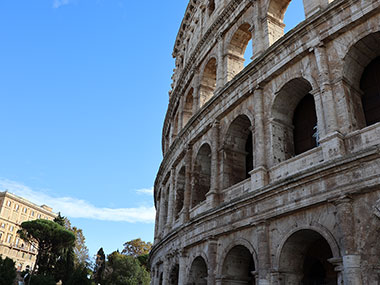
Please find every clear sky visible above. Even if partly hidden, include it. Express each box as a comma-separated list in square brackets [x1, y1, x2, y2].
[0, 0, 304, 258]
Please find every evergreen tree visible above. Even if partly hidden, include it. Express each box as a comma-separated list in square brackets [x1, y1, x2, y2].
[0, 256, 16, 285]
[93, 247, 106, 284]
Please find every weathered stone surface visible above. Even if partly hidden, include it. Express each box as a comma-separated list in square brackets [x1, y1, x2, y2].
[151, 0, 380, 284]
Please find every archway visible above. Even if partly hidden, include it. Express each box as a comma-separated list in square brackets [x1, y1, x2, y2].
[188, 256, 208, 285]
[221, 245, 256, 284]
[169, 264, 179, 285]
[159, 272, 163, 285]
[279, 229, 337, 284]
[343, 32, 380, 130]
[192, 144, 211, 208]
[223, 115, 253, 188]
[271, 78, 316, 163]
[226, 23, 252, 82]
[175, 167, 185, 220]
[200, 58, 217, 107]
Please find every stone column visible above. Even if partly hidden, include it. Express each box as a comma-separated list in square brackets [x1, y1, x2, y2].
[250, 86, 268, 189]
[207, 121, 220, 207]
[207, 238, 218, 284]
[181, 145, 192, 223]
[313, 44, 345, 160]
[192, 72, 200, 114]
[334, 196, 363, 285]
[166, 168, 176, 229]
[162, 258, 170, 285]
[178, 250, 188, 285]
[250, 0, 265, 58]
[158, 190, 166, 237]
[257, 222, 271, 285]
[216, 35, 225, 90]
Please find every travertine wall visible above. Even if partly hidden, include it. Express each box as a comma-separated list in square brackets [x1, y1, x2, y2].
[151, 0, 380, 284]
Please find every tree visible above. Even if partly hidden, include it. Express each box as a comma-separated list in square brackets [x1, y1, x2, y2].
[122, 238, 152, 257]
[104, 251, 150, 285]
[0, 256, 16, 285]
[93, 247, 106, 284]
[17, 219, 75, 281]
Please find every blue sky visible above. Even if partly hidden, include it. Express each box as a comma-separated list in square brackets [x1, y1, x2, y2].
[0, 0, 304, 258]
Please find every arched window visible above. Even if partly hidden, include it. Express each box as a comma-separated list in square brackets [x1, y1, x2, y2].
[192, 144, 211, 208]
[226, 23, 252, 82]
[223, 115, 253, 188]
[200, 58, 217, 107]
[183, 88, 194, 127]
[221, 246, 255, 284]
[175, 167, 185, 220]
[360, 56, 380, 126]
[271, 78, 317, 163]
[279, 230, 337, 284]
[169, 264, 179, 285]
[267, 0, 305, 45]
[188, 257, 208, 285]
[207, 0, 215, 16]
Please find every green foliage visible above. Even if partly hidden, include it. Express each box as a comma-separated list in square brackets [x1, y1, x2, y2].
[67, 265, 93, 285]
[136, 254, 149, 270]
[104, 251, 150, 285]
[0, 256, 16, 285]
[122, 238, 152, 257]
[29, 275, 56, 285]
[93, 248, 106, 284]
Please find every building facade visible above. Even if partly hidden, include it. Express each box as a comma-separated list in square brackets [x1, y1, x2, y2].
[0, 191, 56, 271]
[150, 0, 380, 284]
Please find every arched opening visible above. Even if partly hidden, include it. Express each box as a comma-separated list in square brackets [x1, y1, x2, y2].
[343, 32, 380, 130]
[279, 229, 337, 284]
[175, 167, 185, 220]
[360, 56, 380, 126]
[208, 0, 215, 16]
[200, 58, 217, 107]
[188, 256, 208, 285]
[183, 88, 194, 126]
[267, 0, 306, 45]
[192, 144, 211, 208]
[226, 23, 252, 81]
[159, 272, 163, 285]
[293, 94, 318, 155]
[221, 245, 255, 284]
[271, 78, 317, 163]
[223, 115, 253, 188]
[169, 264, 179, 285]
[172, 111, 179, 141]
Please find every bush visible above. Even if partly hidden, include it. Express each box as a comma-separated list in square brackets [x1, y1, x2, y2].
[0, 256, 16, 285]
[29, 274, 56, 285]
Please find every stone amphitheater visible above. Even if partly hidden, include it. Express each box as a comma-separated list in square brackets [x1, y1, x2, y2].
[149, 0, 380, 284]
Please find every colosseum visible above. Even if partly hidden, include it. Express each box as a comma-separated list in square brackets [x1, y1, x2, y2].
[150, 0, 380, 284]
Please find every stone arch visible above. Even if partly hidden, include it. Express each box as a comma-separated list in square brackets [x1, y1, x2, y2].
[188, 256, 208, 285]
[225, 23, 252, 82]
[343, 32, 380, 128]
[175, 166, 186, 220]
[183, 88, 194, 127]
[222, 114, 253, 189]
[276, 228, 339, 284]
[192, 143, 212, 208]
[219, 242, 256, 284]
[271, 77, 318, 163]
[169, 263, 179, 285]
[200, 57, 217, 107]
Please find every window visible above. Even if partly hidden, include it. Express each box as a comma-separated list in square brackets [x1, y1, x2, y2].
[23, 207, 27, 214]
[31, 211, 35, 217]
[7, 234, 12, 243]
[37, 214, 41, 219]
[0, 231, 3, 240]
[7, 200, 11, 207]
[9, 225, 14, 232]
[1, 223, 5, 228]
[15, 238, 20, 247]
[15, 204, 19, 211]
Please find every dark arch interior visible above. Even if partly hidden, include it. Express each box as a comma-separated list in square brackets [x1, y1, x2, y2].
[169, 264, 179, 285]
[222, 245, 255, 284]
[279, 230, 337, 285]
[293, 93, 318, 155]
[223, 115, 253, 188]
[175, 167, 185, 220]
[188, 256, 208, 285]
[192, 144, 211, 208]
[360, 56, 380, 127]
